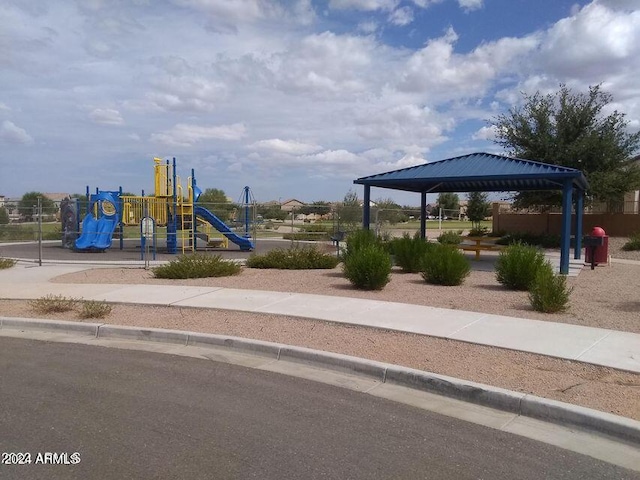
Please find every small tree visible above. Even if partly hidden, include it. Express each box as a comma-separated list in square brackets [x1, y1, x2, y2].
[0, 206, 9, 224]
[339, 189, 361, 232]
[466, 192, 491, 230]
[375, 198, 404, 224]
[435, 192, 459, 218]
[197, 188, 234, 221]
[299, 201, 331, 217]
[18, 192, 55, 222]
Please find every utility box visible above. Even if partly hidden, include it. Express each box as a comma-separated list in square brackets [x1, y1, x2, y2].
[584, 226, 608, 268]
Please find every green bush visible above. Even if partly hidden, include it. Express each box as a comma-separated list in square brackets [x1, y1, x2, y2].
[622, 232, 640, 251]
[343, 229, 381, 260]
[282, 232, 330, 241]
[343, 244, 392, 290]
[80, 300, 112, 319]
[389, 233, 434, 273]
[0, 257, 16, 269]
[247, 246, 339, 269]
[29, 294, 79, 313]
[529, 263, 572, 313]
[496, 232, 561, 249]
[437, 230, 463, 245]
[495, 243, 547, 290]
[468, 226, 490, 237]
[420, 243, 470, 286]
[153, 254, 241, 279]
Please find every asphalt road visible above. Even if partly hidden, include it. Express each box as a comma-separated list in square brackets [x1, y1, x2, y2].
[0, 337, 637, 480]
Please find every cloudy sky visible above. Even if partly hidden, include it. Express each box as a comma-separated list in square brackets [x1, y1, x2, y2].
[2, 0, 639, 205]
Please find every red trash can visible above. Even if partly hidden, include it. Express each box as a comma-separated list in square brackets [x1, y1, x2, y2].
[584, 226, 609, 265]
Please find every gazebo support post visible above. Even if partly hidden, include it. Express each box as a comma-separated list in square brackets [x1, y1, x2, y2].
[560, 179, 573, 274]
[574, 192, 584, 260]
[362, 185, 371, 230]
[420, 191, 427, 239]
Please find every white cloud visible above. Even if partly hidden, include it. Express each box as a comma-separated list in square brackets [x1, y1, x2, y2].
[0, 120, 34, 145]
[538, 2, 640, 78]
[458, 0, 483, 12]
[250, 138, 323, 155]
[397, 27, 537, 100]
[89, 108, 124, 125]
[471, 125, 497, 141]
[0, 103, 11, 112]
[150, 123, 246, 146]
[270, 32, 380, 99]
[329, 0, 399, 11]
[388, 6, 414, 26]
[146, 75, 228, 113]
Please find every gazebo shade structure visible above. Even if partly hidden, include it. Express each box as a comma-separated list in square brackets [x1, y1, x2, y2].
[353, 152, 589, 274]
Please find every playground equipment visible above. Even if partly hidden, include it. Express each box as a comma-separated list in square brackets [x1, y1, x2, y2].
[73, 157, 254, 253]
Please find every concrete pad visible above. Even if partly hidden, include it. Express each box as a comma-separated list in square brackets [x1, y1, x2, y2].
[173, 288, 295, 311]
[449, 314, 611, 359]
[349, 302, 485, 337]
[90, 285, 220, 305]
[258, 293, 386, 322]
[576, 331, 640, 372]
[0, 264, 94, 283]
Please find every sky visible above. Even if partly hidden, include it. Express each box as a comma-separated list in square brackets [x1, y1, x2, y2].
[1, 0, 639, 206]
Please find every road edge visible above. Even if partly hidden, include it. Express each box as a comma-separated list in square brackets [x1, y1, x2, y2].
[1, 316, 639, 446]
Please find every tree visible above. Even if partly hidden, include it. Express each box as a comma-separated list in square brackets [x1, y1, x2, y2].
[435, 192, 459, 218]
[18, 192, 55, 222]
[374, 198, 405, 224]
[493, 84, 640, 210]
[0, 207, 9, 224]
[339, 189, 361, 231]
[299, 201, 331, 217]
[257, 204, 287, 221]
[466, 192, 491, 229]
[197, 188, 234, 221]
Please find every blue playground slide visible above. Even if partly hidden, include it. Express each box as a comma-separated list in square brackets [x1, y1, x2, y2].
[75, 214, 118, 251]
[194, 206, 253, 251]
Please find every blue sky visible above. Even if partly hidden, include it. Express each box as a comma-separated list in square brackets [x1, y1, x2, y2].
[2, 0, 639, 206]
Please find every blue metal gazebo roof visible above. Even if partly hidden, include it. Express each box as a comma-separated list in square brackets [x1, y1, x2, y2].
[354, 152, 589, 193]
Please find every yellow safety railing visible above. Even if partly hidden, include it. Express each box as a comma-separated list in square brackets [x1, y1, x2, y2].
[121, 196, 168, 226]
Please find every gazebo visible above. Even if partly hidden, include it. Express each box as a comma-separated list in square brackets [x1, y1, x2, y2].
[353, 152, 589, 275]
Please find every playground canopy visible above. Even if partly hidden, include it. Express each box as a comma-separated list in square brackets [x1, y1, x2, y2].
[353, 152, 589, 274]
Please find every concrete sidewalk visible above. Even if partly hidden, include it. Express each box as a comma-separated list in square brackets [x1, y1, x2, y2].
[1, 262, 638, 374]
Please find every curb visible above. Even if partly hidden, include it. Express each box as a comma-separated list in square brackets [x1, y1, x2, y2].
[1, 316, 639, 445]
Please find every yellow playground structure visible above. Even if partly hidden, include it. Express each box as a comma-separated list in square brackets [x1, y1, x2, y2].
[74, 157, 253, 253]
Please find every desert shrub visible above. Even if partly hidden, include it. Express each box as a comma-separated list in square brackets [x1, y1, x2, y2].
[496, 232, 561, 249]
[80, 300, 113, 319]
[468, 226, 490, 237]
[282, 232, 330, 241]
[0, 257, 16, 269]
[153, 254, 241, 279]
[342, 229, 381, 260]
[247, 247, 339, 269]
[343, 244, 392, 290]
[437, 230, 463, 245]
[42, 226, 62, 241]
[29, 294, 79, 313]
[622, 232, 640, 251]
[529, 263, 572, 313]
[389, 233, 434, 273]
[299, 224, 331, 233]
[495, 243, 547, 290]
[420, 243, 470, 286]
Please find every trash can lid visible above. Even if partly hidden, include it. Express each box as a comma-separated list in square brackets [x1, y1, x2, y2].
[591, 226, 606, 236]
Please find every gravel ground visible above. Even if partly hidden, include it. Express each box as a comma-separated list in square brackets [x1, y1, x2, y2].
[1, 237, 639, 420]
